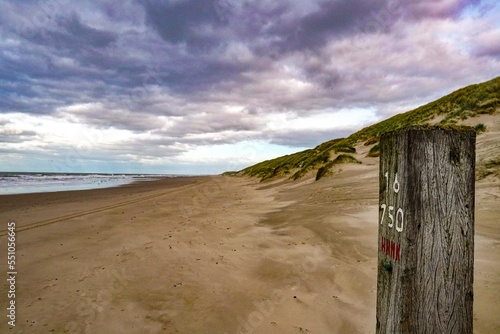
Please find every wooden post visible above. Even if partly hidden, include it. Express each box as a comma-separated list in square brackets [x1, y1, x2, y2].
[376, 126, 475, 333]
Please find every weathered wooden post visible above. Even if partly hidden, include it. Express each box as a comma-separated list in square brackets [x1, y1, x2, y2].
[376, 126, 475, 333]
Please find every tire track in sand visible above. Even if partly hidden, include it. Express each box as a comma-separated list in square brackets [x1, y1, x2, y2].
[0, 180, 208, 236]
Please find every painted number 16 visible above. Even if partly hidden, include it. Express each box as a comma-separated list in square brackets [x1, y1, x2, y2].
[381, 172, 404, 233]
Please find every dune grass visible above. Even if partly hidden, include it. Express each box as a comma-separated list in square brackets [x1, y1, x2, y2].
[477, 157, 500, 180]
[315, 155, 362, 181]
[367, 144, 381, 157]
[474, 123, 487, 134]
[241, 76, 500, 181]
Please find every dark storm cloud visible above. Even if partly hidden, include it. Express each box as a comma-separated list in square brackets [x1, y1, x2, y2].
[59, 106, 163, 132]
[143, 0, 224, 49]
[56, 13, 118, 48]
[140, 0, 395, 72]
[0, 0, 405, 116]
[267, 0, 391, 53]
[19, 11, 117, 53]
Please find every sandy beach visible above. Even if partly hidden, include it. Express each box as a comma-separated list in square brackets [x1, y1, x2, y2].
[1, 164, 499, 334]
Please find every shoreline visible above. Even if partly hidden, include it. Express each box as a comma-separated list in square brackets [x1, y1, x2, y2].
[0, 176, 210, 232]
[0, 173, 205, 196]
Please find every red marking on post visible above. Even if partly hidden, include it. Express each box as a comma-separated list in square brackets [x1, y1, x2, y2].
[380, 236, 401, 263]
[395, 243, 401, 262]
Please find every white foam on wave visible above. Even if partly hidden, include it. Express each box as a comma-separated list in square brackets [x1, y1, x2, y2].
[0, 173, 171, 195]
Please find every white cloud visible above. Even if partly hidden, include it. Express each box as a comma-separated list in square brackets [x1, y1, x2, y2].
[0, 112, 132, 150]
[265, 108, 380, 132]
[175, 140, 306, 169]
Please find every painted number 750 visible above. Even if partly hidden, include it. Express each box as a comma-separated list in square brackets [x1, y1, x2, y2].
[380, 172, 404, 233]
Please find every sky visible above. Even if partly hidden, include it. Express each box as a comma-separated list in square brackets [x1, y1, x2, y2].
[1, 0, 499, 174]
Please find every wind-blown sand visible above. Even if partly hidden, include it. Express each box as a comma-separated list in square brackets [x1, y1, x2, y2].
[0, 167, 499, 333]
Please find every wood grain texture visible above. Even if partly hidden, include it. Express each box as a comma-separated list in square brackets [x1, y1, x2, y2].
[376, 127, 475, 333]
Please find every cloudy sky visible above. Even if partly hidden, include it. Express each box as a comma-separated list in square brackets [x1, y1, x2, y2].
[1, 0, 499, 174]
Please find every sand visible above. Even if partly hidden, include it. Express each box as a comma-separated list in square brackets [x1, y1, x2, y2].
[0, 165, 499, 333]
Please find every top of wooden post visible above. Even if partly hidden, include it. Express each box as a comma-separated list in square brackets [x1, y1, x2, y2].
[380, 124, 476, 139]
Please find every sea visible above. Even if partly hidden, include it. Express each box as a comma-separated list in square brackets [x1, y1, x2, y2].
[0, 172, 172, 195]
